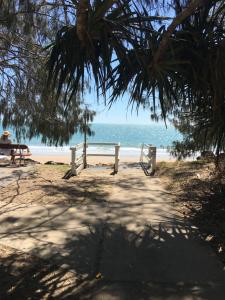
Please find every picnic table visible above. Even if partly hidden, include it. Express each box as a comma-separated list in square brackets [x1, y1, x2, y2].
[0, 143, 31, 165]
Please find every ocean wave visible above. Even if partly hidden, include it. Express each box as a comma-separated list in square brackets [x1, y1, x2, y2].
[29, 145, 173, 158]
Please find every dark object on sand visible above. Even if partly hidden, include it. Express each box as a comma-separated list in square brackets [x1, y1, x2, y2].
[45, 161, 65, 165]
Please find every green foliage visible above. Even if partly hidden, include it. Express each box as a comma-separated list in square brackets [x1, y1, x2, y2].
[47, 0, 169, 104]
[47, 0, 225, 153]
[0, 0, 95, 145]
[1, 0, 225, 154]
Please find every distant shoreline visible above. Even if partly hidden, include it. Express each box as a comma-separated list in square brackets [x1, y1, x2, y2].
[1, 123, 182, 150]
[30, 145, 171, 157]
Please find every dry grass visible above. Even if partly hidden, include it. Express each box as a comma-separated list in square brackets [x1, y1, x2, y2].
[0, 164, 112, 205]
[156, 160, 225, 265]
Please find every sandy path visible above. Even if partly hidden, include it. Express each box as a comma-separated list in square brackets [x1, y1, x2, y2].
[0, 166, 33, 187]
[0, 163, 225, 299]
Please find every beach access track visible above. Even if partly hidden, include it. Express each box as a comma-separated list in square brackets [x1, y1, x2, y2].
[0, 163, 224, 299]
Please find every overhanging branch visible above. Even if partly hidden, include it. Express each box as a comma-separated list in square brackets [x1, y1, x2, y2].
[151, 0, 212, 67]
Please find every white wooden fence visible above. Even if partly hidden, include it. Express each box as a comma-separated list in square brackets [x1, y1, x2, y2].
[140, 143, 156, 172]
[70, 143, 85, 176]
[70, 142, 120, 176]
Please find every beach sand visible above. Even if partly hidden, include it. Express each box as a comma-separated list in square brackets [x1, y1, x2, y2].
[31, 154, 177, 165]
[32, 155, 137, 164]
[0, 159, 224, 300]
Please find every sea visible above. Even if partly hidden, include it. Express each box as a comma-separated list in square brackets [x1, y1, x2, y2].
[0, 123, 182, 159]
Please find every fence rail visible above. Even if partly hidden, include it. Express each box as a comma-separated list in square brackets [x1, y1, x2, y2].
[75, 155, 84, 165]
[70, 141, 156, 176]
[87, 154, 116, 157]
[70, 142, 120, 176]
[87, 142, 118, 146]
[70, 143, 84, 151]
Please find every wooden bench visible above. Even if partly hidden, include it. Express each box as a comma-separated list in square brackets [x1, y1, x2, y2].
[0, 143, 31, 165]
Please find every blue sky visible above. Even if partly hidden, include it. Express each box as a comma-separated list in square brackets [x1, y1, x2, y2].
[85, 93, 156, 124]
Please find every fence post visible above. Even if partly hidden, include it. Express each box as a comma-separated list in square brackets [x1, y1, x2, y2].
[70, 147, 76, 175]
[150, 146, 157, 171]
[83, 142, 87, 168]
[114, 143, 120, 173]
[147, 145, 151, 169]
[140, 143, 144, 163]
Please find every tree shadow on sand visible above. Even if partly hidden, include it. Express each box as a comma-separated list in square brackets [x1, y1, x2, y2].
[173, 173, 225, 266]
[1, 222, 225, 300]
[158, 161, 225, 265]
[1, 165, 225, 299]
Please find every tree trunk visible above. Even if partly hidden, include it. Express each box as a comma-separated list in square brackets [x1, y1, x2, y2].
[76, 0, 116, 45]
[76, 0, 90, 46]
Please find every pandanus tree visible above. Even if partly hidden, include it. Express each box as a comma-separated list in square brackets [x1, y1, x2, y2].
[47, 0, 159, 100]
[47, 0, 225, 154]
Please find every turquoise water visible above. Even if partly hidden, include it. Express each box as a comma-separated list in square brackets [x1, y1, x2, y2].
[0, 123, 182, 158]
[88, 123, 182, 148]
[1, 123, 182, 148]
